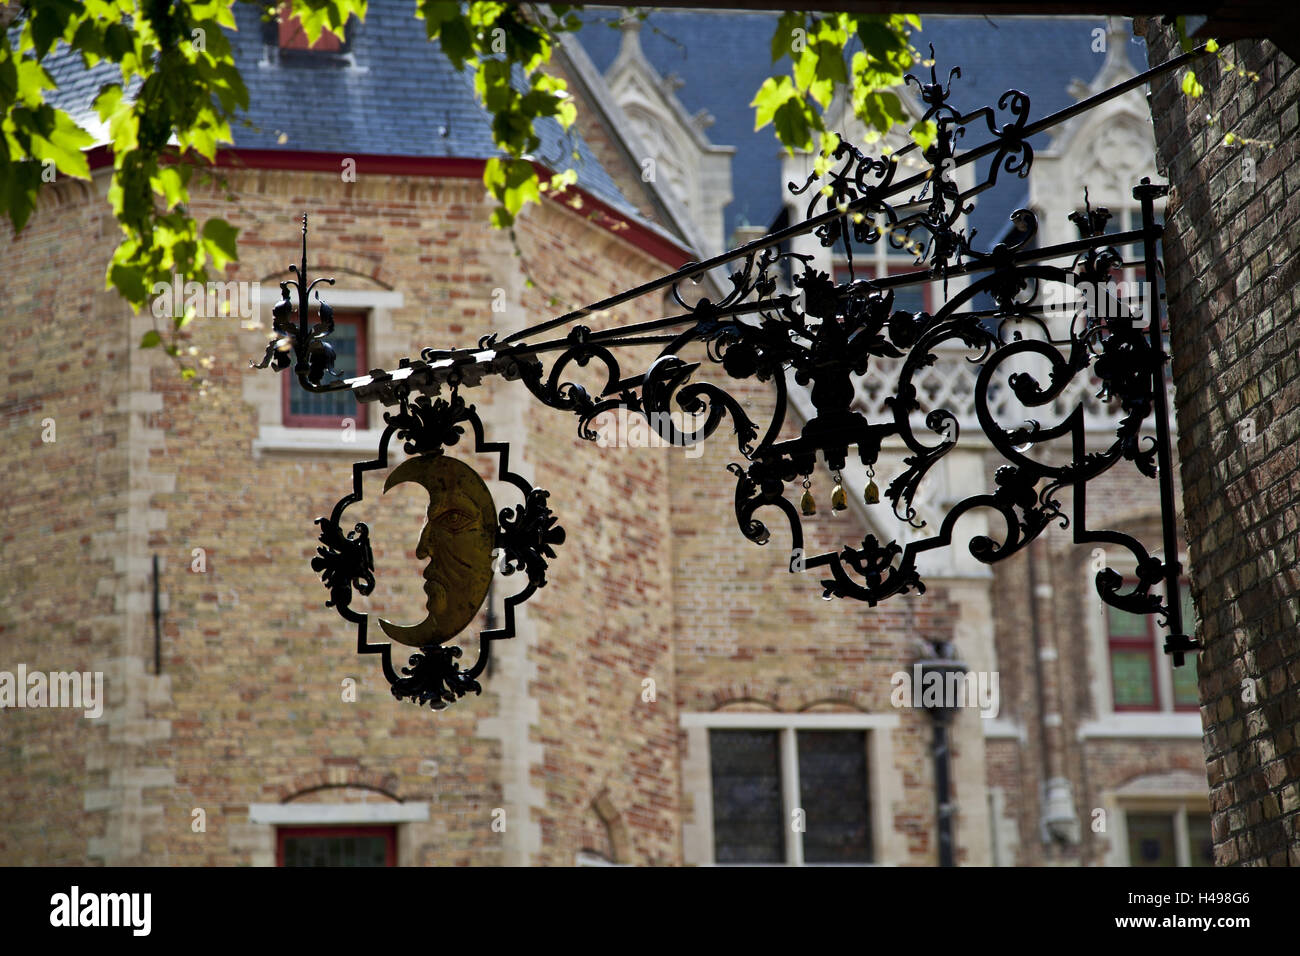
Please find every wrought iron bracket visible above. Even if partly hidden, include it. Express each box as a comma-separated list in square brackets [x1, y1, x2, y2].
[260, 46, 1210, 710]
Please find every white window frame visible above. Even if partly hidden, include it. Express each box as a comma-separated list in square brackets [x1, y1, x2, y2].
[1079, 550, 1202, 739]
[243, 287, 404, 455]
[248, 802, 428, 825]
[1110, 798, 1213, 867]
[680, 711, 901, 866]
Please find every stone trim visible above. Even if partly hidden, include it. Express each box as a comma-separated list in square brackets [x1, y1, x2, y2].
[249, 802, 429, 824]
[1077, 713, 1204, 739]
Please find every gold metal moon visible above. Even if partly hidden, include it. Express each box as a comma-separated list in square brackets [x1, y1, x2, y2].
[378, 454, 496, 647]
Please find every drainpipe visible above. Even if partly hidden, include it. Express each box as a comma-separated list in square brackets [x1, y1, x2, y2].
[1027, 540, 1080, 851]
[917, 642, 968, 867]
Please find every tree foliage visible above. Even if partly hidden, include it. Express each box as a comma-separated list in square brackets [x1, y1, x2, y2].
[0, 2, 923, 381]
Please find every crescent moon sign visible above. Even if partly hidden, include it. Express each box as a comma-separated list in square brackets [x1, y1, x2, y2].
[378, 454, 497, 647]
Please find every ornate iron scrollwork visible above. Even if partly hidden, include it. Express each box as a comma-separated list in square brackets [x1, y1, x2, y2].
[250, 215, 342, 391]
[261, 48, 1204, 713]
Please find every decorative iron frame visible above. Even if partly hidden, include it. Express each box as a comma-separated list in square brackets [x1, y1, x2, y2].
[257, 46, 1207, 708]
[310, 385, 564, 709]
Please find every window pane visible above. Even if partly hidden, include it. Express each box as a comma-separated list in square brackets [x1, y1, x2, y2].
[710, 730, 784, 863]
[1107, 604, 1148, 638]
[1172, 658, 1200, 708]
[1126, 813, 1176, 866]
[1187, 814, 1215, 866]
[289, 319, 361, 420]
[1181, 587, 1196, 629]
[1111, 649, 1156, 708]
[887, 286, 925, 316]
[282, 834, 388, 866]
[797, 731, 872, 863]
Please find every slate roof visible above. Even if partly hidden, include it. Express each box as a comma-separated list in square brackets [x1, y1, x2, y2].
[37, 0, 639, 220]
[576, 11, 1152, 249]
[34, 8, 1155, 257]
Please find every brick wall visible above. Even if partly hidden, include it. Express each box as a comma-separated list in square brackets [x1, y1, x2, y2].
[0, 178, 126, 864]
[0, 165, 683, 866]
[1139, 20, 1300, 865]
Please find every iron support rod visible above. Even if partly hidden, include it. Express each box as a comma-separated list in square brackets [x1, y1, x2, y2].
[494, 47, 1208, 349]
[1136, 179, 1193, 664]
[340, 225, 1158, 404]
[259, 44, 1214, 395]
[152, 553, 162, 676]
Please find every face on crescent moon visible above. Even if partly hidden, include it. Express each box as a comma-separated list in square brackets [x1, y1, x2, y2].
[378, 454, 497, 647]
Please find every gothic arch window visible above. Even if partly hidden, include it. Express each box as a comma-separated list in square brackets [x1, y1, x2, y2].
[1067, 111, 1159, 209]
[623, 103, 694, 212]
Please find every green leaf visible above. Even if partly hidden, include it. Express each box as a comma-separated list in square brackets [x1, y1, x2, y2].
[109, 261, 149, 304]
[772, 12, 804, 62]
[200, 218, 238, 269]
[910, 119, 938, 151]
[140, 330, 162, 349]
[153, 166, 187, 209]
[752, 75, 797, 131]
[1, 162, 41, 233]
[439, 17, 473, 66]
[857, 19, 903, 62]
[417, 0, 462, 34]
[494, 158, 541, 216]
[28, 0, 79, 59]
[811, 41, 848, 87]
[773, 99, 816, 152]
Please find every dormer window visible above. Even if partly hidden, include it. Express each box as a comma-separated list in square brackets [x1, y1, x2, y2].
[268, 4, 352, 56]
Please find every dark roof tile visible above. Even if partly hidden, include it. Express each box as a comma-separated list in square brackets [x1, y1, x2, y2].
[36, 0, 639, 220]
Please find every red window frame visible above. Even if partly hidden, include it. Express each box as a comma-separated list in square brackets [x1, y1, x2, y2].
[281, 312, 368, 429]
[833, 261, 932, 313]
[276, 825, 396, 866]
[1106, 578, 1196, 713]
[278, 3, 344, 51]
[1107, 617, 1160, 713]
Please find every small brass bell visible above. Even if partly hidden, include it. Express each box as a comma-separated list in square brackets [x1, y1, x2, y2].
[864, 479, 880, 505]
[830, 476, 847, 514]
[800, 480, 816, 516]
